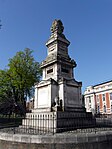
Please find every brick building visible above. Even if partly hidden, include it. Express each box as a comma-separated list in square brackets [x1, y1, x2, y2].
[84, 80, 112, 115]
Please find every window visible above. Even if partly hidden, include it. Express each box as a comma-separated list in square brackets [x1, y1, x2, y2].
[96, 95, 99, 102]
[47, 68, 53, 74]
[111, 104, 112, 112]
[61, 68, 69, 73]
[110, 93, 112, 100]
[89, 98, 91, 103]
[88, 96, 91, 103]
[102, 94, 105, 101]
[89, 105, 91, 109]
[104, 105, 106, 113]
[97, 105, 100, 113]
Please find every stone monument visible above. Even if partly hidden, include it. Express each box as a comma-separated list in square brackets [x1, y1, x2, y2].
[34, 19, 82, 112]
[22, 20, 95, 132]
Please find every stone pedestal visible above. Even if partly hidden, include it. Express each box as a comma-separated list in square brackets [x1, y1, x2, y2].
[34, 78, 83, 113]
[22, 111, 95, 133]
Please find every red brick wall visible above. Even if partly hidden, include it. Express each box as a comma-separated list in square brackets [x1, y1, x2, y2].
[106, 93, 110, 110]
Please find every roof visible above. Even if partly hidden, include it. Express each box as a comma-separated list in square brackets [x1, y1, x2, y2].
[93, 80, 112, 87]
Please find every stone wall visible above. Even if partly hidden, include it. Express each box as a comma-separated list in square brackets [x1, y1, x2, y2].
[0, 131, 112, 149]
[0, 140, 112, 149]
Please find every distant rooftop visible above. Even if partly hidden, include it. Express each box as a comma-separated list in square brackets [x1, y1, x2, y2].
[93, 80, 112, 87]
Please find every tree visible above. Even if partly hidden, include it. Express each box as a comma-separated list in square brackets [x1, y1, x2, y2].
[0, 69, 13, 102]
[0, 48, 42, 109]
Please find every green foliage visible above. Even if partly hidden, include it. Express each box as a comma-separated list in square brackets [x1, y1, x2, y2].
[0, 70, 13, 102]
[0, 48, 42, 107]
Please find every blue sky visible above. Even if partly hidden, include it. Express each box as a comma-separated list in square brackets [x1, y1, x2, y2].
[0, 0, 112, 92]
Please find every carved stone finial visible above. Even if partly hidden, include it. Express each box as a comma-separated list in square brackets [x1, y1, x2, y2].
[51, 19, 64, 34]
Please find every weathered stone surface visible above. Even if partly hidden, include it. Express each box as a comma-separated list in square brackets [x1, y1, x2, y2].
[34, 19, 82, 111]
[22, 20, 95, 133]
[0, 131, 112, 149]
[51, 19, 64, 34]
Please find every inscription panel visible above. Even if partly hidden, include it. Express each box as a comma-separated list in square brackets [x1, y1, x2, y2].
[38, 86, 49, 107]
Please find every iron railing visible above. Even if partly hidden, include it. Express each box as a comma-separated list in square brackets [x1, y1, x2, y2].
[0, 114, 112, 135]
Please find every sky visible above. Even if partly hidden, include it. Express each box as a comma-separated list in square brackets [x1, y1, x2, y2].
[0, 0, 112, 93]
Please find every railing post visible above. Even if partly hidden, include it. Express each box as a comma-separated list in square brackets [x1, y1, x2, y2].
[13, 114, 15, 134]
[53, 112, 54, 135]
[43, 115, 44, 133]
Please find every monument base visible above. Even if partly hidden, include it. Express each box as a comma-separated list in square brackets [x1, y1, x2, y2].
[22, 111, 96, 133]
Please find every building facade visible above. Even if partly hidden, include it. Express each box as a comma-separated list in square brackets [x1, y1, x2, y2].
[84, 80, 112, 115]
